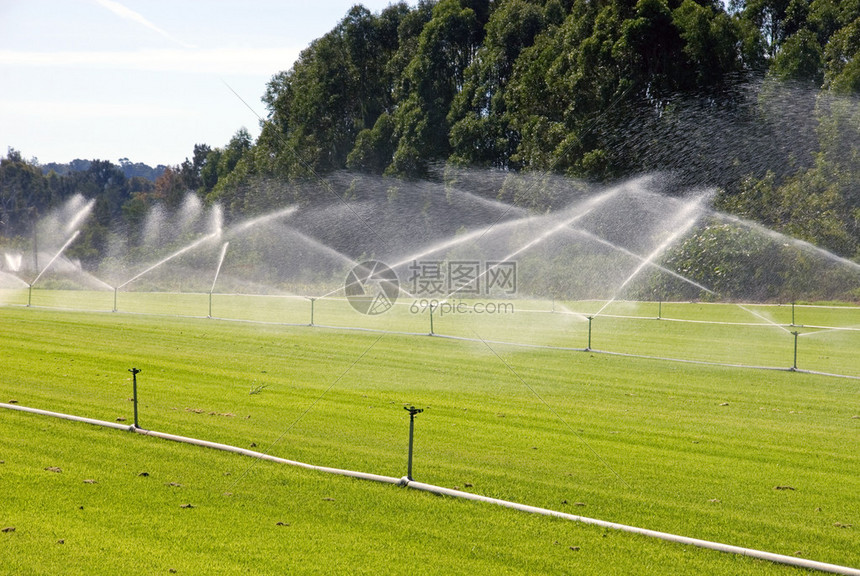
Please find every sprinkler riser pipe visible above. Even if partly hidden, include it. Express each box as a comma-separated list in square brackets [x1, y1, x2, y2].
[792, 331, 799, 370]
[129, 368, 141, 428]
[133, 376, 138, 427]
[407, 415, 415, 480]
[404, 406, 423, 481]
[586, 316, 593, 350]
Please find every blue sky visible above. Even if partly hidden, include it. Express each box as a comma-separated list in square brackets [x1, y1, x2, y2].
[0, 0, 406, 167]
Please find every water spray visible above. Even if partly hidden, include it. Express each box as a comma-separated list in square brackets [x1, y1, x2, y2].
[438, 190, 620, 303]
[224, 205, 297, 236]
[27, 230, 81, 307]
[116, 232, 219, 292]
[209, 241, 230, 318]
[65, 198, 95, 233]
[404, 406, 424, 481]
[571, 227, 715, 296]
[593, 194, 708, 318]
[717, 212, 860, 274]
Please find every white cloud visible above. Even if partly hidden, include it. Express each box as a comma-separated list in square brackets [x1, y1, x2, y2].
[0, 47, 300, 76]
[94, 0, 196, 49]
[2, 99, 186, 119]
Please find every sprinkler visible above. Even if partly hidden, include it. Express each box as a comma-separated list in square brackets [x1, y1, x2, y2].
[26, 229, 81, 307]
[586, 316, 593, 351]
[404, 406, 423, 480]
[791, 331, 799, 371]
[791, 302, 796, 327]
[113, 286, 118, 312]
[658, 298, 662, 320]
[129, 368, 141, 428]
[429, 302, 436, 335]
[309, 297, 316, 326]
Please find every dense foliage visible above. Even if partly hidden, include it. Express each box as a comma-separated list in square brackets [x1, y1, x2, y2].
[2, 0, 859, 289]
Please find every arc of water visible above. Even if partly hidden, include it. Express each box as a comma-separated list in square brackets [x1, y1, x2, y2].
[224, 206, 297, 236]
[210, 242, 230, 294]
[64, 199, 96, 234]
[1, 270, 30, 288]
[221, 207, 356, 274]
[117, 232, 218, 290]
[264, 229, 361, 300]
[798, 325, 860, 337]
[441, 186, 623, 301]
[593, 195, 708, 318]
[568, 228, 715, 295]
[716, 212, 860, 274]
[387, 212, 536, 272]
[31, 230, 81, 286]
[736, 304, 792, 334]
[217, 209, 367, 301]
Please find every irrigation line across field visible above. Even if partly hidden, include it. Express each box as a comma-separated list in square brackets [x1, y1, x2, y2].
[3, 402, 859, 576]
[9, 293, 860, 332]
[11, 299, 860, 335]
[6, 300, 860, 380]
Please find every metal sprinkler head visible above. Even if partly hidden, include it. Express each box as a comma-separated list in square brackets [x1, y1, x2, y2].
[405, 405, 423, 416]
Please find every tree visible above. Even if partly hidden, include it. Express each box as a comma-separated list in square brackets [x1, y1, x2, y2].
[771, 28, 824, 82]
[0, 150, 49, 237]
[823, 17, 860, 93]
[179, 143, 211, 193]
[388, 0, 483, 177]
[153, 166, 186, 210]
[448, 0, 545, 168]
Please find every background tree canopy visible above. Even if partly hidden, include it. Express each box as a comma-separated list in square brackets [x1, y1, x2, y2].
[2, 0, 859, 265]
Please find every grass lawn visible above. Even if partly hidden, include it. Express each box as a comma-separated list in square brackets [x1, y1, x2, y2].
[1, 300, 858, 574]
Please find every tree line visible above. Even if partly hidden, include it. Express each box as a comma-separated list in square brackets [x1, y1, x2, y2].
[2, 0, 859, 267]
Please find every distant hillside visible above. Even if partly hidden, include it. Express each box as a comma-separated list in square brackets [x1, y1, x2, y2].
[41, 158, 166, 182]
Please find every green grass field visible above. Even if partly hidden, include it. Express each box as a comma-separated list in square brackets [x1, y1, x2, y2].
[1, 295, 858, 574]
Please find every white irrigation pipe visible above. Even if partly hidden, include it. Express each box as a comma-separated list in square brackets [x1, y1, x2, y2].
[403, 480, 860, 576]
[2, 402, 137, 431]
[0, 403, 401, 486]
[3, 401, 859, 575]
